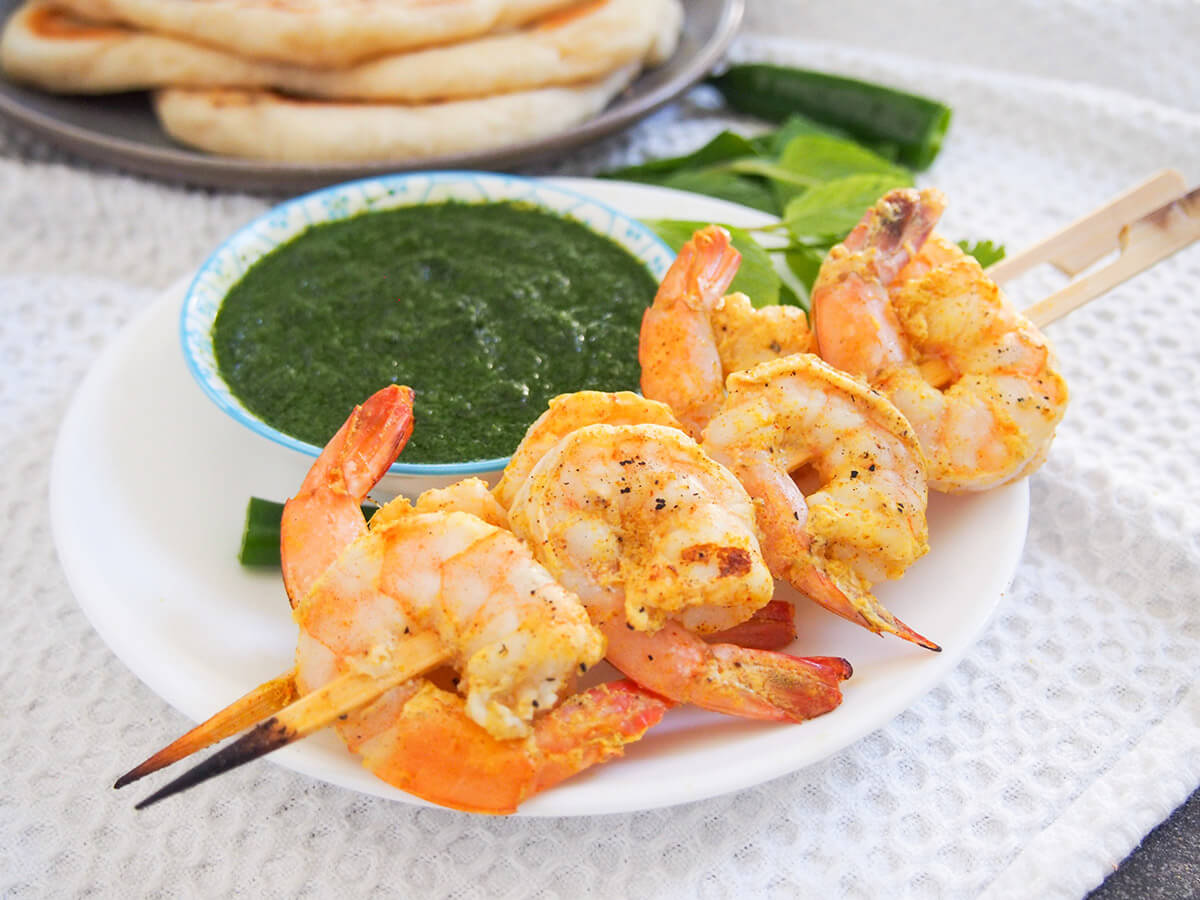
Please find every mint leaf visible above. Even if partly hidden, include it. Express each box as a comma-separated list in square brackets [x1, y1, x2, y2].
[723, 228, 781, 307]
[773, 134, 912, 207]
[783, 245, 828, 297]
[749, 114, 844, 156]
[660, 170, 779, 215]
[779, 133, 913, 184]
[644, 220, 781, 307]
[602, 131, 760, 181]
[782, 173, 914, 244]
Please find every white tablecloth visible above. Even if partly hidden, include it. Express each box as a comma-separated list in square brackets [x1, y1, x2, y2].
[3, 2, 1198, 897]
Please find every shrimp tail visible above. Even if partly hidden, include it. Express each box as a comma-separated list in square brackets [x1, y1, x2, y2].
[843, 187, 946, 284]
[280, 384, 415, 605]
[797, 567, 941, 652]
[703, 599, 796, 650]
[639, 225, 741, 439]
[702, 645, 853, 722]
[602, 618, 851, 723]
[530, 678, 673, 797]
[358, 679, 670, 815]
[815, 189, 945, 380]
[656, 225, 741, 311]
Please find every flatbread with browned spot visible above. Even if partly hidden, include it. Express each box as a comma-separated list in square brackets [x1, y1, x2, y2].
[46, 0, 590, 67]
[1, 0, 681, 100]
[153, 65, 639, 163]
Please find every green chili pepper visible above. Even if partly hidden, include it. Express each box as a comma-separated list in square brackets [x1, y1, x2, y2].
[709, 64, 952, 170]
[238, 496, 377, 568]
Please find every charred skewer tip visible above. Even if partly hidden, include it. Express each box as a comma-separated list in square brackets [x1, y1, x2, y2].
[129, 632, 449, 808]
[113, 670, 298, 789]
[134, 718, 296, 810]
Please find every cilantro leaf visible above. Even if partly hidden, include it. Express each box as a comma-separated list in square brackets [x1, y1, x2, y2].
[957, 239, 1006, 268]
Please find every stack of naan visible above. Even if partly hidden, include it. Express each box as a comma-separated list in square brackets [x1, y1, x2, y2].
[0, 0, 683, 162]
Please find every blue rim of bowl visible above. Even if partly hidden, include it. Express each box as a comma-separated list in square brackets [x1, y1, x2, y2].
[180, 170, 675, 476]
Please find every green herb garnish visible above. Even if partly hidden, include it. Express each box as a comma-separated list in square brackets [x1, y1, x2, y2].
[612, 124, 914, 310]
[602, 65, 1003, 309]
[957, 239, 1007, 268]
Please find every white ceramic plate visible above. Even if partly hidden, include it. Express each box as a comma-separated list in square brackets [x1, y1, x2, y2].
[49, 179, 1029, 816]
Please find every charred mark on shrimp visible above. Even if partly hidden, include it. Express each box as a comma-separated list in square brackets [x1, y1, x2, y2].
[680, 544, 755, 578]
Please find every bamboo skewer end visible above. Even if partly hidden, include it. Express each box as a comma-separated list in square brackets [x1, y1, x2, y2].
[129, 632, 449, 809]
[985, 171, 1200, 328]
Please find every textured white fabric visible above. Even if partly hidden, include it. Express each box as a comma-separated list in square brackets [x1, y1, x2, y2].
[2, 2, 1199, 897]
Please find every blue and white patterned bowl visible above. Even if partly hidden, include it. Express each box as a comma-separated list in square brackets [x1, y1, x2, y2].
[180, 171, 674, 495]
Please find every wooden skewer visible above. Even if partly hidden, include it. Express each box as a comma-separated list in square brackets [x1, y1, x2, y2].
[133, 631, 449, 810]
[977, 169, 1200, 328]
[119, 597, 799, 788]
[988, 169, 1188, 285]
[1024, 184, 1200, 328]
[114, 670, 298, 789]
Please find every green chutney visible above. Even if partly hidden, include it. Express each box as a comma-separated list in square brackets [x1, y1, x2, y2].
[212, 201, 660, 463]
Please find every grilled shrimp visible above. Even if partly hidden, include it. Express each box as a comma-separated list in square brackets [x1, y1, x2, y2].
[493, 389, 685, 509]
[703, 354, 938, 651]
[412, 476, 510, 529]
[713, 291, 815, 373]
[639, 226, 813, 440]
[494, 388, 798, 650]
[506, 421, 852, 722]
[812, 188, 1069, 492]
[284, 385, 670, 813]
[280, 384, 414, 608]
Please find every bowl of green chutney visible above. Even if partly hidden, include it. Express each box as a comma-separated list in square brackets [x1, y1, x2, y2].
[180, 170, 675, 496]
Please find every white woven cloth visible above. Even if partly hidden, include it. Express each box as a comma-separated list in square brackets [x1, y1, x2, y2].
[3, 2, 1199, 897]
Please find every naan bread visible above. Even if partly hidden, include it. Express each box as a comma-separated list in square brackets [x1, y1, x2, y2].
[1, 0, 681, 100]
[47, 0, 587, 67]
[153, 65, 638, 163]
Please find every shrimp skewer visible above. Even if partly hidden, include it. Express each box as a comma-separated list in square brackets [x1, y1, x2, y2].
[812, 188, 1069, 492]
[124, 385, 671, 814]
[506, 420, 852, 722]
[289, 434, 669, 812]
[704, 354, 938, 651]
[116, 394, 687, 791]
[636, 227, 937, 650]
